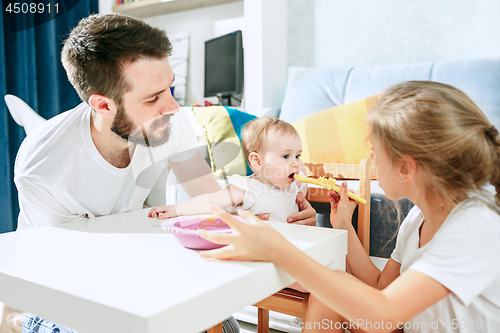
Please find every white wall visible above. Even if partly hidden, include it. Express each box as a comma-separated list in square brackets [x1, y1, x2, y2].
[287, 0, 315, 67]
[244, 0, 288, 116]
[288, 0, 500, 68]
[98, 0, 113, 15]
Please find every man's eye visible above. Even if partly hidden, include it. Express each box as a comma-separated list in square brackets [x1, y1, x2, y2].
[147, 96, 159, 104]
[283, 154, 289, 159]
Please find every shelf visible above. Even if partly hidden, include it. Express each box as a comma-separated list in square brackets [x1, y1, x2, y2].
[112, 0, 241, 18]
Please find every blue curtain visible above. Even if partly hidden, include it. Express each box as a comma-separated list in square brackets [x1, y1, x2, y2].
[0, 0, 99, 233]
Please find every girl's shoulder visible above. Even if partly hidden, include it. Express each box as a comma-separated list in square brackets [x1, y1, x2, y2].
[398, 205, 425, 234]
[435, 198, 500, 249]
[447, 198, 500, 228]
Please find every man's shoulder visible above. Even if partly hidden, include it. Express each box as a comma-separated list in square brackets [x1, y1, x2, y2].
[15, 103, 91, 177]
[32, 102, 89, 136]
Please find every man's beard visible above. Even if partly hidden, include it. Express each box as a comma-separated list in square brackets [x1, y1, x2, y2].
[111, 105, 172, 147]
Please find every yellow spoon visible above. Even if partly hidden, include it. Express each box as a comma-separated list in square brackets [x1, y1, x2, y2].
[294, 174, 367, 204]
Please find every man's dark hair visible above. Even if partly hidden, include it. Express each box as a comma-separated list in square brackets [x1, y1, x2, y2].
[61, 14, 172, 104]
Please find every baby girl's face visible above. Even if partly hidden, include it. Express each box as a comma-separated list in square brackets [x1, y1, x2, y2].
[259, 130, 303, 189]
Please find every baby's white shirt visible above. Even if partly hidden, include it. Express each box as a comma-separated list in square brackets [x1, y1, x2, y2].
[226, 174, 301, 222]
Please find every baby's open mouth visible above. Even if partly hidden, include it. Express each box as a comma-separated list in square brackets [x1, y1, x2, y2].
[288, 172, 297, 181]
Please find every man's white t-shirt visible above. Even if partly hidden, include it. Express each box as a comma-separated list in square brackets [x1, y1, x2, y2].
[391, 198, 500, 332]
[14, 103, 197, 230]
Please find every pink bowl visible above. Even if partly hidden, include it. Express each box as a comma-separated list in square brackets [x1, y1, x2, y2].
[161, 214, 241, 250]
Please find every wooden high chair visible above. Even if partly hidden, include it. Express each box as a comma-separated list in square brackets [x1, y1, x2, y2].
[253, 158, 372, 333]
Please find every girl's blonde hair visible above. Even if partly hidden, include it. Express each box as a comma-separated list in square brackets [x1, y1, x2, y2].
[241, 116, 299, 163]
[368, 81, 500, 208]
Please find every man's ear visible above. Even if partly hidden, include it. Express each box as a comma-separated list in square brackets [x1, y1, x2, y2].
[399, 155, 417, 183]
[248, 152, 263, 171]
[88, 94, 117, 119]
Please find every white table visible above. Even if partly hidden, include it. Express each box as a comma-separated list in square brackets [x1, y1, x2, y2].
[0, 209, 347, 333]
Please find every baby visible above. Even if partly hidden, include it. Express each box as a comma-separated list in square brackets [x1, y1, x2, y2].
[148, 116, 308, 222]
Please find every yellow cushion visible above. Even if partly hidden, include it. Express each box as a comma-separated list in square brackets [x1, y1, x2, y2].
[292, 96, 377, 165]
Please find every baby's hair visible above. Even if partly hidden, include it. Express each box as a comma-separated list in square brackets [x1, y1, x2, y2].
[241, 116, 299, 163]
[368, 80, 500, 209]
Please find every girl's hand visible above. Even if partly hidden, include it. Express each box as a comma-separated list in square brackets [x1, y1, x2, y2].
[198, 205, 286, 262]
[328, 182, 358, 230]
[148, 205, 178, 219]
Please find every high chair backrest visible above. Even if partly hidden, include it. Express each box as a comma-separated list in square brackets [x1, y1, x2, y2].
[304, 158, 372, 253]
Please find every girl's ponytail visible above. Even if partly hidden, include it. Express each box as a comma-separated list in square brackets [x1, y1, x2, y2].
[485, 126, 500, 208]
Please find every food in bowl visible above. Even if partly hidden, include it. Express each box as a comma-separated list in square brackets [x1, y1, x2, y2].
[161, 214, 242, 250]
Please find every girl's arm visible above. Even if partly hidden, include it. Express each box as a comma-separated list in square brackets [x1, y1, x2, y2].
[328, 183, 401, 289]
[273, 235, 450, 333]
[198, 205, 450, 333]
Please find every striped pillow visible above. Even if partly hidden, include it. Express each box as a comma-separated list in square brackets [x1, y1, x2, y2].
[192, 106, 256, 179]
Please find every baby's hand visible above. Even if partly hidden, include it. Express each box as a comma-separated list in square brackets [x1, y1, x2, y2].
[148, 205, 178, 219]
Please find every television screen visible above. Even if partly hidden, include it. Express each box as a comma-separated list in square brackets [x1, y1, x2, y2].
[204, 30, 244, 105]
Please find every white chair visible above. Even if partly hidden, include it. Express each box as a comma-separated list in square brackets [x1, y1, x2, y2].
[4, 94, 46, 135]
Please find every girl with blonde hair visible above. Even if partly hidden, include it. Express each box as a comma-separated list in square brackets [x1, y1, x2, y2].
[198, 81, 500, 332]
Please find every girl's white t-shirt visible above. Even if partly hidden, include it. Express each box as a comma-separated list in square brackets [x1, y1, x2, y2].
[391, 198, 500, 332]
[15, 103, 197, 229]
